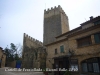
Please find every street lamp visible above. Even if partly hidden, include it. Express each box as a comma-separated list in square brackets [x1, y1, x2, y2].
[67, 49, 72, 69]
[67, 49, 72, 57]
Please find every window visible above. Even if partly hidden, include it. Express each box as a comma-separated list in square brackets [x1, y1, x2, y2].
[94, 20, 100, 25]
[81, 57, 100, 73]
[55, 49, 57, 54]
[77, 36, 92, 47]
[82, 63, 88, 72]
[94, 33, 100, 44]
[60, 45, 64, 53]
[70, 59, 78, 71]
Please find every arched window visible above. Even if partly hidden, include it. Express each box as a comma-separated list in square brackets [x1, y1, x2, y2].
[81, 57, 100, 73]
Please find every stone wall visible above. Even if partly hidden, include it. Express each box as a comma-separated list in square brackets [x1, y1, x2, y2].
[23, 33, 43, 49]
[43, 5, 69, 45]
[0, 47, 6, 68]
[68, 25, 100, 55]
[46, 39, 69, 68]
[46, 24, 100, 73]
[68, 25, 100, 74]
[22, 33, 46, 69]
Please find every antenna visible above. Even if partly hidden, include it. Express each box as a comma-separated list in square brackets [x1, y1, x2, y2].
[45, 3, 46, 9]
[84, 18, 87, 21]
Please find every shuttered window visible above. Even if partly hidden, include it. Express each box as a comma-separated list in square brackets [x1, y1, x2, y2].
[94, 33, 100, 44]
[60, 45, 64, 53]
[82, 63, 88, 72]
[81, 57, 100, 73]
[77, 36, 92, 47]
[94, 20, 100, 25]
[55, 49, 57, 54]
[93, 63, 100, 72]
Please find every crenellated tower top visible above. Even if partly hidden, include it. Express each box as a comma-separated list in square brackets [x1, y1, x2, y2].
[44, 5, 68, 19]
[23, 33, 43, 46]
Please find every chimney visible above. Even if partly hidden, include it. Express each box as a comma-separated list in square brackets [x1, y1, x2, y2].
[90, 16, 93, 20]
[0, 47, 3, 50]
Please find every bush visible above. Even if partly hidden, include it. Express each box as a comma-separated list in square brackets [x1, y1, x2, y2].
[64, 70, 71, 75]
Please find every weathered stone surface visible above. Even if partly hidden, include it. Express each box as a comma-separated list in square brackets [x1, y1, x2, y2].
[0, 47, 6, 68]
[45, 17, 100, 75]
[22, 33, 46, 69]
[43, 5, 69, 45]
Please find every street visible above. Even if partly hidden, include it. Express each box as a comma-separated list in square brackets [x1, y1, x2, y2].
[0, 67, 44, 75]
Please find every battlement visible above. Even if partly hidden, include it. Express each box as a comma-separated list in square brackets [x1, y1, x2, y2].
[23, 33, 43, 46]
[44, 5, 67, 18]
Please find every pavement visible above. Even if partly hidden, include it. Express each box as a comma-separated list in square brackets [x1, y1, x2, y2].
[0, 67, 44, 75]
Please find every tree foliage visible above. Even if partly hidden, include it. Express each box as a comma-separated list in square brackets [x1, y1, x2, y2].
[4, 43, 22, 62]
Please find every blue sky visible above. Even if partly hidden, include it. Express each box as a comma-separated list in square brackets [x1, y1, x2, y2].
[0, 0, 100, 49]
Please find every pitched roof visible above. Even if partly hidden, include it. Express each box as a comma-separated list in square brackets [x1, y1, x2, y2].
[80, 16, 100, 26]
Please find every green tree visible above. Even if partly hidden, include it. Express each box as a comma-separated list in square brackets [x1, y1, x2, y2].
[5, 47, 14, 62]
[4, 43, 22, 62]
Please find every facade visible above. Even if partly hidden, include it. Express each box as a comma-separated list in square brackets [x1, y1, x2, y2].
[44, 6, 100, 75]
[22, 33, 46, 69]
[0, 47, 6, 68]
[21, 5, 100, 75]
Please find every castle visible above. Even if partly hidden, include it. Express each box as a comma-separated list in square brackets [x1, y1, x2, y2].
[22, 5, 100, 75]
[22, 5, 69, 69]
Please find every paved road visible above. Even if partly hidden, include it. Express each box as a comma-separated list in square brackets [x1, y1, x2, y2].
[0, 67, 44, 75]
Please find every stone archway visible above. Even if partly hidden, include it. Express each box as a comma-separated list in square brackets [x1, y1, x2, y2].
[80, 57, 100, 74]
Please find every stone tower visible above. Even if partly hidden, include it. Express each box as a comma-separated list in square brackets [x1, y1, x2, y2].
[43, 5, 69, 45]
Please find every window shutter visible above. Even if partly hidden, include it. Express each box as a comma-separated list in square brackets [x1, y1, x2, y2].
[82, 63, 88, 72]
[62, 46, 64, 52]
[93, 63, 100, 72]
[88, 63, 93, 72]
[60, 46, 62, 53]
[55, 49, 57, 54]
[94, 34, 100, 43]
[60, 45, 64, 53]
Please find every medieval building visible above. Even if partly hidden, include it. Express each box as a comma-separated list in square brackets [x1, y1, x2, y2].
[0, 47, 6, 68]
[44, 5, 100, 75]
[22, 33, 46, 69]
[22, 5, 100, 75]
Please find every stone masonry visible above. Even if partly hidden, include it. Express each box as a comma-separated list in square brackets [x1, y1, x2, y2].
[0, 47, 6, 68]
[22, 33, 46, 69]
[45, 15, 100, 75]
[43, 5, 69, 45]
